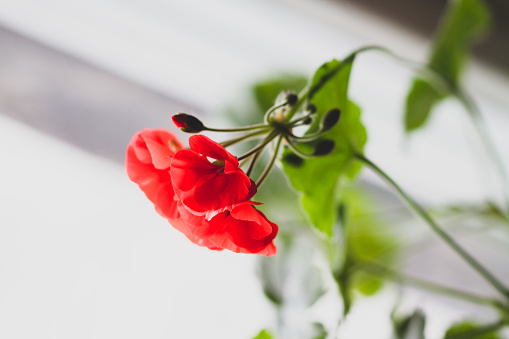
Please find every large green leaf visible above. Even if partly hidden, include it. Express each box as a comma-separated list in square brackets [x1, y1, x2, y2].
[405, 0, 490, 131]
[282, 58, 367, 237]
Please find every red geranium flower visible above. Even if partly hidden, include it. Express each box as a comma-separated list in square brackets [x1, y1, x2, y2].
[178, 201, 277, 255]
[171, 134, 256, 215]
[126, 128, 183, 221]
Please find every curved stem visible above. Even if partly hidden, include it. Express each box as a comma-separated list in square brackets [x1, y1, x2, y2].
[455, 88, 509, 222]
[354, 153, 509, 300]
[264, 102, 288, 124]
[237, 130, 279, 161]
[245, 150, 262, 177]
[220, 129, 269, 148]
[256, 135, 283, 188]
[371, 46, 509, 222]
[283, 135, 315, 159]
[356, 261, 507, 311]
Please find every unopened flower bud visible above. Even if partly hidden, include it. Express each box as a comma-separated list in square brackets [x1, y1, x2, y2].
[305, 103, 317, 114]
[286, 92, 298, 106]
[283, 152, 304, 167]
[313, 139, 335, 156]
[321, 108, 341, 132]
[172, 113, 205, 133]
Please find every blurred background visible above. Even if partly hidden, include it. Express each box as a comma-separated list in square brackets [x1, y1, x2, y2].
[0, 0, 508, 338]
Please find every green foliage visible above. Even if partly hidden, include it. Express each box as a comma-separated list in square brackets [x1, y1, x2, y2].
[404, 78, 446, 131]
[393, 310, 426, 339]
[404, 0, 490, 131]
[282, 58, 367, 237]
[311, 323, 328, 339]
[251, 329, 274, 339]
[333, 187, 397, 314]
[444, 321, 504, 339]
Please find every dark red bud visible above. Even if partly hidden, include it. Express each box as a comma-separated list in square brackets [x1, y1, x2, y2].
[172, 113, 205, 133]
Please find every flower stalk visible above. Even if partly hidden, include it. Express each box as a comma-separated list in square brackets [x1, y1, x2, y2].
[354, 152, 509, 300]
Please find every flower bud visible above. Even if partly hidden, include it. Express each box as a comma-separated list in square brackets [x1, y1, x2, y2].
[313, 139, 335, 156]
[283, 152, 304, 167]
[305, 103, 317, 114]
[320, 108, 341, 132]
[286, 92, 298, 106]
[172, 113, 205, 133]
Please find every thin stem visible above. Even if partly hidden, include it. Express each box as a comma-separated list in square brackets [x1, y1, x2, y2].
[256, 135, 283, 188]
[455, 88, 509, 222]
[245, 150, 262, 177]
[205, 124, 270, 133]
[264, 102, 288, 124]
[237, 130, 279, 161]
[354, 153, 509, 300]
[287, 112, 314, 126]
[283, 136, 315, 159]
[356, 261, 506, 311]
[371, 46, 509, 222]
[220, 129, 269, 148]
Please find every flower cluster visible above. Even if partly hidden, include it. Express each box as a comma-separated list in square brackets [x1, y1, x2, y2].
[127, 92, 340, 256]
[126, 129, 277, 255]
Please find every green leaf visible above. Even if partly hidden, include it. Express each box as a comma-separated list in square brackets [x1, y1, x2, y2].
[393, 310, 426, 339]
[282, 58, 367, 237]
[341, 187, 398, 297]
[251, 329, 274, 339]
[444, 321, 504, 339]
[404, 0, 490, 132]
[404, 78, 445, 131]
[312, 323, 328, 339]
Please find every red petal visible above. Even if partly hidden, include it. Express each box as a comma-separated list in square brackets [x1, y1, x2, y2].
[171, 150, 217, 191]
[189, 135, 238, 166]
[225, 205, 278, 254]
[126, 129, 183, 221]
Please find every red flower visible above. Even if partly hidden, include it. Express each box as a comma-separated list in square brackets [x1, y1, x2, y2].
[170, 135, 256, 215]
[178, 201, 277, 255]
[127, 130, 277, 256]
[126, 128, 183, 221]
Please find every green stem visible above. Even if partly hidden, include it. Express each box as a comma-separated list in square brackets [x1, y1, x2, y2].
[356, 261, 507, 311]
[245, 150, 262, 177]
[220, 129, 269, 148]
[283, 135, 315, 159]
[371, 45, 509, 222]
[455, 88, 509, 223]
[256, 135, 283, 188]
[237, 130, 279, 161]
[354, 153, 509, 300]
[205, 124, 270, 133]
